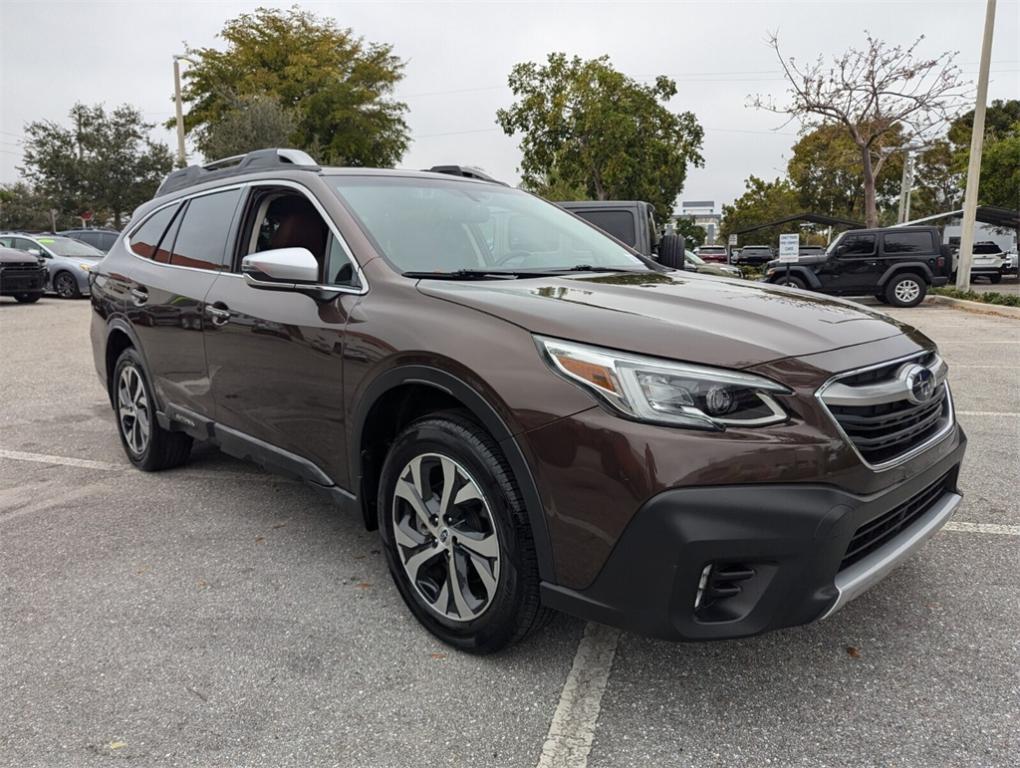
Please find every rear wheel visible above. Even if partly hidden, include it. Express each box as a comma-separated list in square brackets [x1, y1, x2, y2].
[113, 348, 192, 471]
[53, 271, 80, 299]
[14, 293, 41, 303]
[884, 273, 927, 307]
[378, 413, 548, 653]
[989, 274, 1002, 284]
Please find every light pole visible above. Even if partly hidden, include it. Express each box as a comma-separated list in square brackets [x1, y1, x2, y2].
[956, 0, 997, 290]
[173, 54, 198, 168]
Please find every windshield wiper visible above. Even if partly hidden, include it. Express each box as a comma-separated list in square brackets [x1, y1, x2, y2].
[560, 265, 651, 273]
[402, 269, 543, 280]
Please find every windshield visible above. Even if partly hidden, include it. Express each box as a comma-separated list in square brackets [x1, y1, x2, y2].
[685, 250, 705, 265]
[36, 236, 104, 258]
[329, 176, 648, 274]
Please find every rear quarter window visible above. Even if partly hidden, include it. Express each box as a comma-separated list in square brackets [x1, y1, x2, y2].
[882, 231, 933, 254]
[571, 209, 638, 248]
[130, 205, 179, 259]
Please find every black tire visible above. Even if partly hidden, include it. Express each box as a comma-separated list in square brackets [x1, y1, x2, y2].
[874, 294, 890, 305]
[378, 412, 549, 653]
[775, 274, 807, 290]
[14, 293, 41, 303]
[53, 271, 80, 299]
[112, 348, 192, 471]
[657, 233, 685, 270]
[989, 274, 1002, 284]
[884, 272, 927, 308]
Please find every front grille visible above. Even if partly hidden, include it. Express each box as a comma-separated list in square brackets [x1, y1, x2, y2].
[840, 472, 951, 570]
[828, 385, 948, 465]
[0, 265, 46, 290]
[819, 353, 952, 467]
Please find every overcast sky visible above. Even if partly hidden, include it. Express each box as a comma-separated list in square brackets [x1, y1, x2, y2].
[1, 0, 1017, 212]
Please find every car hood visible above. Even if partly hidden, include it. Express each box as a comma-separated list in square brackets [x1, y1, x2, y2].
[0, 248, 42, 265]
[417, 270, 918, 369]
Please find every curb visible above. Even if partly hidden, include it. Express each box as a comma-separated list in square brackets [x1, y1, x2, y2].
[926, 295, 1020, 320]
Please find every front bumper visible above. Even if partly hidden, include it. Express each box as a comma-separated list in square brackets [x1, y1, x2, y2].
[541, 426, 966, 641]
[0, 266, 47, 294]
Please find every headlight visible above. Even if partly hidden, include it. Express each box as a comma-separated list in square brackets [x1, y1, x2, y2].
[78, 263, 91, 271]
[536, 336, 791, 430]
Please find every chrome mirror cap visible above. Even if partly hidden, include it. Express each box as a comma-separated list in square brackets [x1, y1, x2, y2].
[242, 247, 319, 286]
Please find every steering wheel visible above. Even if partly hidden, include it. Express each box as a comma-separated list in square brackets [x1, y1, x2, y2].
[494, 250, 533, 268]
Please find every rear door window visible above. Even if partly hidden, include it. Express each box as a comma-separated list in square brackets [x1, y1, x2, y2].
[571, 210, 637, 248]
[170, 189, 242, 270]
[130, 205, 180, 259]
[882, 231, 932, 254]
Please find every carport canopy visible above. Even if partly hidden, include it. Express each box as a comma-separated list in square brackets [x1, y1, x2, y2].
[730, 212, 865, 236]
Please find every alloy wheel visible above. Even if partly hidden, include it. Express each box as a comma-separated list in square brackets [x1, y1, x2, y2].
[391, 453, 501, 622]
[117, 365, 150, 455]
[894, 279, 921, 304]
[55, 273, 77, 298]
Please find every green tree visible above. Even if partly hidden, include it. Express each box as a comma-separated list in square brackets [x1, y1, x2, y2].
[911, 139, 961, 218]
[195, 95, 299, 160]
[787, 124, 904, 221]
[21, 103, 173, 228]
[948, 100, 1020, 210]
[0, 182, 68, 231]
[496, 53, 704, 221]
[672, 217, 705, 249]
[178, 6, 409, 167]
[719, 176, 803, 248]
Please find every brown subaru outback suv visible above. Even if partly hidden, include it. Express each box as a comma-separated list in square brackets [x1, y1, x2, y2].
[89, 149, 966, 652]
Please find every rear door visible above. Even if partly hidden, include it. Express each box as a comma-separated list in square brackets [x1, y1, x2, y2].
[120, 187, 244, 420]
[202, 181, 364, 487]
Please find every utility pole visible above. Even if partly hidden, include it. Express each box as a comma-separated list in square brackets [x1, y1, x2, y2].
[896, 152, 916, 224]
[956, 0, 997, 290]
[173, 54, 196, 169]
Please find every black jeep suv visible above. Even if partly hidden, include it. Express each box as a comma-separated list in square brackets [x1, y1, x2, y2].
[763, 226, 951, 307]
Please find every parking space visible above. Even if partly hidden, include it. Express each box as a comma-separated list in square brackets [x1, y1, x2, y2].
[1, 298, 1018, 767]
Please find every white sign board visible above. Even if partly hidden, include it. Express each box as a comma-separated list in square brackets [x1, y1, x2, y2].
[778, 233, 800, 263]
[728, 234, 738, 246]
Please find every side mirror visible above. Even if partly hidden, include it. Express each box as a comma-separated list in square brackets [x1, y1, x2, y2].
[242, 247, 319, 290]
[27, 248, 43, 256]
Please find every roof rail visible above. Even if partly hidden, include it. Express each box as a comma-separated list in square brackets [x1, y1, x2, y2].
[155, 148, 320, 197]
[424, 165, 508, 186]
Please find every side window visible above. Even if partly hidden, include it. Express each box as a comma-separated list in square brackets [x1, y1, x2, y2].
[839, 234, 876, 257]
[100, 232, 118, 251]
[154, 205, 185, 264]
[325, 235, 359, 287]
[130, 205, 179, 259]
[14, 237, 43, 255]
[170, 189, 242, 270]
[0, 236, 13, 248]
[883, 232, 932, 254]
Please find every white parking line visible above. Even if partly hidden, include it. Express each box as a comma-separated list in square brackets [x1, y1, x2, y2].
[0, 448, 124, 471]
[536, 622, 621, 768]
[944, 521, 1020, 536]
[956, 411, 1020, 417]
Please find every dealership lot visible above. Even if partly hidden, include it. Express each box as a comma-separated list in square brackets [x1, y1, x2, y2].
[1, 298, 1017, 768]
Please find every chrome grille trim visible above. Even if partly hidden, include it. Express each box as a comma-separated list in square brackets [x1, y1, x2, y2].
[816, 351, 956, 472]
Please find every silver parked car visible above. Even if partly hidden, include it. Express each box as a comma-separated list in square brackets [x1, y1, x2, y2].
[0, 233, 105, 298]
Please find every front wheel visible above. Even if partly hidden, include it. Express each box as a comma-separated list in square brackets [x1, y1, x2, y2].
[378, 413, 548, 653]
[14, 293, 41, 303]
[775, 274, 807, 290]
[989, 274, 1002, 284]
[53, 271, 80, 299]
[884, 273, 927, 307]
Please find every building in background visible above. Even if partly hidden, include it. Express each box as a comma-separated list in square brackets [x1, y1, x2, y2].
[674, 200, 722, 244]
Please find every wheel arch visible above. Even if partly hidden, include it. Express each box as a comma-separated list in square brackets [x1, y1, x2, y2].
[770, 265, 820, 289]
[352, 365, 557, 583]
[877, 262, 933, 288]
[103, 318, 152, 407]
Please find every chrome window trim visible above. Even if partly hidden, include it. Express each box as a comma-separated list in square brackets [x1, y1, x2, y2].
[815, 350, 956, 472]
[123, 179, 369, 296]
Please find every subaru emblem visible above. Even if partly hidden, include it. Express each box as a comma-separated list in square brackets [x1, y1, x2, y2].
[904, 365, 936, 404]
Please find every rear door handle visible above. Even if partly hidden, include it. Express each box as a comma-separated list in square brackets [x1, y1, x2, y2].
[130, 287, 148, 306]
[206, 303, 231, 326]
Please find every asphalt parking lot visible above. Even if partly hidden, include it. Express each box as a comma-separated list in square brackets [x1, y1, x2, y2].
[1, 297, 1018, 768]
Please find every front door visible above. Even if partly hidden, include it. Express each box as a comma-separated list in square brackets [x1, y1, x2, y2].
[821, 233, 879, 295]
[202, 182, 364, 488]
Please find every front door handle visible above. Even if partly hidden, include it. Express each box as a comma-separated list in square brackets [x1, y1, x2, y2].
[130, 287, 148, 306]
[206, 303, 231, 326]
